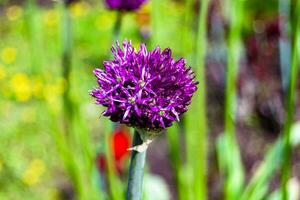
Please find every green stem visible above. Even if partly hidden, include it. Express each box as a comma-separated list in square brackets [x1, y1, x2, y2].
[224, 0, 244, 199]
[225, 0, 243, 142]
[26, 0, 42, 74]
[126, 130, 147, 200]
[60, 1, 87, 198]
[182, 0, 195, 58]
[279, 0, 291, 92]
[62, 0, 73, 135]
[185, 0, 210, 199]
[113, 11, 122, 42]
[280, 0, 300, 199]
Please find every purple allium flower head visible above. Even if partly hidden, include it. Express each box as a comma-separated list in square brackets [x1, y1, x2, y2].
[91, 41, 198, 132]
[105, 0, 147, 11]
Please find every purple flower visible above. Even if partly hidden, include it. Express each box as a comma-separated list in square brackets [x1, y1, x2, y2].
[105, 0, 147, 11]
[91, 41, 198, 131]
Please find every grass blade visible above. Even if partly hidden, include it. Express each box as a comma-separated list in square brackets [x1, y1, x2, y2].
[280, 0, 300, 198]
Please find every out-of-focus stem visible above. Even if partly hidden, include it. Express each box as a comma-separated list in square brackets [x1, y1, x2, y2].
[182, 0, 195, 59]
[279, 0, 291, 92]
[62, 0, 73, 134]
[185, 0, 210, 199]
[26, 0, 42, 74]
[126, 130, 147, 200]
[280, 0, 300, 199]
[113, 11, 122, 42]
[224, 0, 244, 199]
[224, 0, 243, 142]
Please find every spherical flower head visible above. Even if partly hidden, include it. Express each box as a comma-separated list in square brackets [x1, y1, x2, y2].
[91, 41, 198, 132]
[105, 0, 147, 11]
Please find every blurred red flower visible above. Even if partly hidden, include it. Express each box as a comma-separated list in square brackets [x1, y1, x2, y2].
[96, 126, 131, 175]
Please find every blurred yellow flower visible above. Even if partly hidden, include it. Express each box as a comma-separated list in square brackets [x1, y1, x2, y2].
[44, 9, 59, 28]
[0, 64, 7, 80]
[44, 78, 66, 98]
[70, 2, 90, 18]
[95, 13, 114, 30]
[11, 73, 32, 102]
[22, 159, 45, 186]
[1, 47, 17, 64]
[6, 5, 23, 21]
[44, 79, 65, 113]
[32, 77, 44, 98]
[56, 77, 67, 94]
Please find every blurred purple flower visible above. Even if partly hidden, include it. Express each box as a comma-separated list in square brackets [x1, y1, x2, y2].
[105, 0, 147, 11]
[91, 41, 198, 131]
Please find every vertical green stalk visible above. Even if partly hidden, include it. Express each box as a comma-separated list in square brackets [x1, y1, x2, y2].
[280, 0, 300, 199]
[113, 11, 123, 42]
[60, 3, 101, 198]
[182, 0, 195, 58]
[61, 0, 73, 135]
[106, 11, 124, 199]
[224, 0, 244, 199]
[126, 130, 147, 200]
[185, 0, 210, 199]
[225, 0, 243, 142]
[26, 0, 42, 74]
[279, 0, 291, 91]
[59, 2, 89, 199]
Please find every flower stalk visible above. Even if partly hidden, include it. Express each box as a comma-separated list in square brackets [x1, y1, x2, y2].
[126, 130, 147, 200]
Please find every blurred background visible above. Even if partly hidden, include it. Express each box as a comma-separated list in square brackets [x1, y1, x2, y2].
[0, 0, 300, 199]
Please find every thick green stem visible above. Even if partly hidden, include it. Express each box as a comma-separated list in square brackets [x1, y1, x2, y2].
[126, 130, 147, 200]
